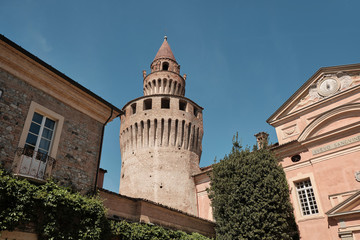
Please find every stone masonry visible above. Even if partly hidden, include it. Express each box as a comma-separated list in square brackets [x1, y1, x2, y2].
[119, 37, 204, 215]
[0, 64, 103, 193]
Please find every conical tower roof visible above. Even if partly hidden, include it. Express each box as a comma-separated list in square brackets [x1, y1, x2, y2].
[153, 36, 177, 62]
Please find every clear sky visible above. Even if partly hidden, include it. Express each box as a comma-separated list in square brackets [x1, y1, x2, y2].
[1, 1, 360, 192]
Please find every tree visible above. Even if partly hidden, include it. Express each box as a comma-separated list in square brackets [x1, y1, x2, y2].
[208, 135, 299, 240]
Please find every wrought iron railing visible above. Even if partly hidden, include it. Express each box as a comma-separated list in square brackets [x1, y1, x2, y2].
[15, 147, 56, 180]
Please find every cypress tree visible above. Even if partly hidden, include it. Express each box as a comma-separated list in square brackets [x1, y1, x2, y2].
[208, 136, 299, 240]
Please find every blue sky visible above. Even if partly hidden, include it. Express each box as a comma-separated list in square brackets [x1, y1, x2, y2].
[1, 1, 360, 192]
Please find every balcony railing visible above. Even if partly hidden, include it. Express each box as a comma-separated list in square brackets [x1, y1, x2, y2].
[15, 147, 56, 180]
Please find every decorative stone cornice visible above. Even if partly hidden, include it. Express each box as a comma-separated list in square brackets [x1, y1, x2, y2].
[0, 36, 122, 123]
[298, 103, 360, 143]
[267, 63, 360, 126]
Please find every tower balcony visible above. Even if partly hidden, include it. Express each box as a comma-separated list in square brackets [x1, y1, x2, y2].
[143, 71, 186, 96]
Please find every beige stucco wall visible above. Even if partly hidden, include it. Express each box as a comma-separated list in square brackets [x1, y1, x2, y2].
[194, 169, 213, 221]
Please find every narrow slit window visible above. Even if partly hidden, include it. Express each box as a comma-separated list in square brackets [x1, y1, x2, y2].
[131, 103, 137, 114]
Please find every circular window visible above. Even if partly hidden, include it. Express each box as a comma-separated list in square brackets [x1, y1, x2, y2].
[291, 155, 301, 162]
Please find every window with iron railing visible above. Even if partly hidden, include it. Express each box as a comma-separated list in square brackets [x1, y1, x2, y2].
[17, 112, 56, 180]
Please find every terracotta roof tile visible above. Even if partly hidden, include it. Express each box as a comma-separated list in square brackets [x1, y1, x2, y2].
[154, 36, 176, 62]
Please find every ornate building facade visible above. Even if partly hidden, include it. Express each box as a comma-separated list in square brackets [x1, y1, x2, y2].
[194, 63, 360, 239]
[268, 64, 360, 240]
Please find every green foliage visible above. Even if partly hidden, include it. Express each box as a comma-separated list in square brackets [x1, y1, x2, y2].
[110, 220, 211, 240]
[0, 168, 211, 240]
[0, 169, 36, 231]
[0, 168, 109, 239]
[208, 136, 299, 240]
[33, 181, 109, 240]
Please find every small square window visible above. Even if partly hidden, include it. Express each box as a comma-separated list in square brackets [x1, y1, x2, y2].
[144, 99, 152, 110]
[179, 100, 187, 111]
[194, 107, 199, 117]
[161, 98, 170, 109]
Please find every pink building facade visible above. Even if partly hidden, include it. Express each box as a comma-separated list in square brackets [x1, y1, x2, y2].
[268, 64, 360, 240]
[196, 63, 360, 240]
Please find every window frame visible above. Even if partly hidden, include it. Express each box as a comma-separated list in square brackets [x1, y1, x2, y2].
[131, 103, 137, 115]
[289, 173, 324, 221]
[13, 101, 64, 179]
[161, 98, 170, 109]
[143, 99, 152, 110]
[295, 179, 319, 216]
[179, 100, 187, 111]
[24, 112, 56, 159]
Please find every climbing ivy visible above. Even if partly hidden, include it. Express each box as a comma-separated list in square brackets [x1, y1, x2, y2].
[0, 168, 36, 231]
[0, 168, 109, 239]
[0, 168, 211, 240]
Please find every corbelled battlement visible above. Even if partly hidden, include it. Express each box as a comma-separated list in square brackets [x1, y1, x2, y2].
[143, 71, 186, 96]
[119, 38, 204, 215]
[120, 95, 203, 159]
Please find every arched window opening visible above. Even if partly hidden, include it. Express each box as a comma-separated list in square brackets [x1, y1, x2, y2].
[162, 62, 169, 71]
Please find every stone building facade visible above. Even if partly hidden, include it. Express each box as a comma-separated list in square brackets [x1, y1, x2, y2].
[0, 34, 122, 193]
[119, 37, 204, 215]
[5, 32, 360, 239]
[0, 34, 215, 238]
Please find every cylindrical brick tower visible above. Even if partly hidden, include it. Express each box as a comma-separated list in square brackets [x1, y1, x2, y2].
[119, 37, 203, 215]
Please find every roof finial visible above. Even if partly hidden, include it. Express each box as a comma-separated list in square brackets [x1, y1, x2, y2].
[164, 35, 167, 41]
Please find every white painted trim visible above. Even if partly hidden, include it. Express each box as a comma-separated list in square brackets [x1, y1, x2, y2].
[288, 173, 325, 221]
[284, 144, 360, 172]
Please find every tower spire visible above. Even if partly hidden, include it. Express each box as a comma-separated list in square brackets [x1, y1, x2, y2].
[153, 36, 176, 62]
[119, 38, 204, 215]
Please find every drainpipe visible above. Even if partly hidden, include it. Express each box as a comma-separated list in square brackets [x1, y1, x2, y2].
[93, 109, 123, 194]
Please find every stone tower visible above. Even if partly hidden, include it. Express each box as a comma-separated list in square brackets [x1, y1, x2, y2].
[119, 37, 204, 215]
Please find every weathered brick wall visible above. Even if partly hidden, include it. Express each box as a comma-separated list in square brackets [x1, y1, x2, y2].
[0, 68, 103, 193]
[99, 189, 216, 237]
